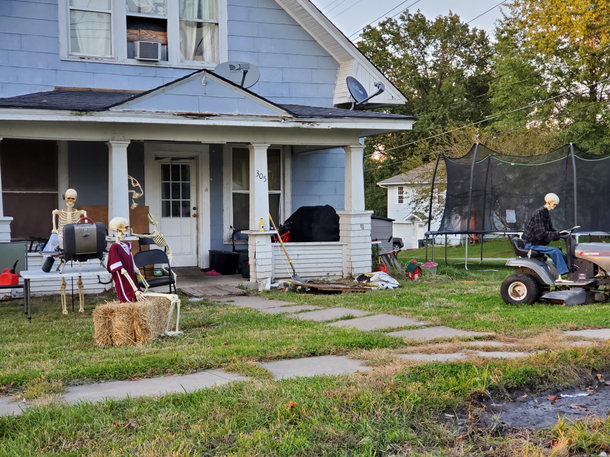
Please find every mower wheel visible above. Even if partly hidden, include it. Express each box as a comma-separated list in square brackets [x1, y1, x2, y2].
[501, 273, 540, 305]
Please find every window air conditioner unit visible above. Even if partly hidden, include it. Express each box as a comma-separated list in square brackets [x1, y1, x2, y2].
[134, 41, 161, 61]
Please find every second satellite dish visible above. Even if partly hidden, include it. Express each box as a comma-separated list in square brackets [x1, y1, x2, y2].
[346, 76, 385, 109]
[212, 61, 260, 88]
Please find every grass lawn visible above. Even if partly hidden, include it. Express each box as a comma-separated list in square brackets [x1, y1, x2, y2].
[3, 259, 610, 455]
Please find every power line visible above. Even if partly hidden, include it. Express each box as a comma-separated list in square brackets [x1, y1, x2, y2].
[329, 0, 366, 20]
[365, 76, 610, 158]
[365, 97, 609, 172]
[347, 0, 421, 39]
[466, 0, 508, 24]
[324, 0, 351, 15]
[320, 0, 345, 12]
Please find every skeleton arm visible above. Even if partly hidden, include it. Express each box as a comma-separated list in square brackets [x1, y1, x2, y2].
[52, 210, 59, 234]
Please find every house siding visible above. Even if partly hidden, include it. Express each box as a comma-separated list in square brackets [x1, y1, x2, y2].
[209, 145, 225, 251]
[0, 0, 339, 107]
[292, 148, 344, 211]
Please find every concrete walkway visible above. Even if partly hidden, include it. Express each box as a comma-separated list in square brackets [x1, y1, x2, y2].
[3, 294, 604, 418]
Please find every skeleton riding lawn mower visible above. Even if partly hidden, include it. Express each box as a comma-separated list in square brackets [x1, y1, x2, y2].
[501, 227, 610, 306]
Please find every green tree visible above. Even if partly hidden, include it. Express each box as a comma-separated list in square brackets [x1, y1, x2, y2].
[357, 10, 493, 215]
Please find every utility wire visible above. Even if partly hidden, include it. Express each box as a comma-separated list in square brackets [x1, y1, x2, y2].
[329, 0, 366, 20]
[365, 76, 610, 159]
[466, 0, 508, 24]
[324, 0, 351, 16]
[365, 97, 609, 172]
[348, 0, 421, 39]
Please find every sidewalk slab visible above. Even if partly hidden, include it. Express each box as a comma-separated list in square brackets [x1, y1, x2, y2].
[563, 329, 610, 339]
[217, 296, 295, 310]
[257, 356, 371, 380]
[63, 369, 246, 404]
[0, 397, 24, 417]
[387, 326, 491, 341]
[464, 341, 515, 348]
[471, 351, 531, 359]
[328, 314, 427, 331]
[398, 353, 467, 362]
[567, 340, 597, 347]
[289, 308, 368, 322]
[263, 305, 321, 315]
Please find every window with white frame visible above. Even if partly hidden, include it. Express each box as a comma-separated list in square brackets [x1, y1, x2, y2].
[61, 0, 222, 66]
[69, 0, 113, 57]
[397, 186, 405, 204]
[230, 147, 282, 231]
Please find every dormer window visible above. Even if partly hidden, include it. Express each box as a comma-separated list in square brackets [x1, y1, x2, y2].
[60, 0, 225, 67]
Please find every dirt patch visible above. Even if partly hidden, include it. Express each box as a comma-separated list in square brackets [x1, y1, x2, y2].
[479, 373, 610, 429]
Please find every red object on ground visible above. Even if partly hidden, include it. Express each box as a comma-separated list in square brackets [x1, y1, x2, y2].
[406, 260, 421, 280]
[374, 265, 389, 273]
[0, 268, 19, 286]
[206, 269, 222, 276]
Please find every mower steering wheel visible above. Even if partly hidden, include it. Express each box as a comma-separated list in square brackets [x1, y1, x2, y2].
[559, 226, 581, 235]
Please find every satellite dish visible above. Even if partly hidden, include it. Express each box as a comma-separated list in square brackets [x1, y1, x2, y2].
[212, 61, 260, 88]
[346, 76, 386, 109]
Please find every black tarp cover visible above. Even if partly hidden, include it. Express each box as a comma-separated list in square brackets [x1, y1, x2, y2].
[281, 205, 340, 242]
[438, 144, 610, 234]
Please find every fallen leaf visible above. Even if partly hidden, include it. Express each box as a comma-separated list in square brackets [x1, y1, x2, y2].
[569, 404, 588, 412]
[123, 418, 140, 429]
[221, 342, 230, 346]
[284, 401, 297, 410]
[522, 394, 528, 398]
[548, 395, 559, 403]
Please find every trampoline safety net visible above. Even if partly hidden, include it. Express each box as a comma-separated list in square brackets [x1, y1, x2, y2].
[438, 143, 610, 234]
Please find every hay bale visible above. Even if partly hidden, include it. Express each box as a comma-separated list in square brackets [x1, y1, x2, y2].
[92, 303, 116, 347]
[92, 296, 172, 347]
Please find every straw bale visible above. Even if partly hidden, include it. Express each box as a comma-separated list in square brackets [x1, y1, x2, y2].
[92, 303, 116, 347]
[92, 296, 172, 347]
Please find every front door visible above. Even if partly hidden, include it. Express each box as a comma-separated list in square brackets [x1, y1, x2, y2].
[158, 160, 198, 265]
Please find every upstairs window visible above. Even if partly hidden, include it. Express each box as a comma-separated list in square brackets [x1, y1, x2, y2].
[180, 0, 218, 63]
[69, 0, 113, 57]
[397, 186, 405, 204]
[61, 0, 223, 67]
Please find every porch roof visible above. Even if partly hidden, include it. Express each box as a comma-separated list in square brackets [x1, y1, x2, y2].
[0, 89, 414, 121]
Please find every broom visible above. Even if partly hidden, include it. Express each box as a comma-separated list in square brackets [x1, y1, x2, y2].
[269, 214, 303, 282]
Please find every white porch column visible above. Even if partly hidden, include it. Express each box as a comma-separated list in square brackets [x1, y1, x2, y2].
[0, 138, 12, 241]
[107, 141, 131, 223]
[248, 143, 270, 230]
[338, 144, 372, 276]
[247, 143, 272, 283]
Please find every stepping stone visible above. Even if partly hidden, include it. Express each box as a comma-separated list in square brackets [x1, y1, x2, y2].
[289, 308, 368, 322]
[387, 326, 491, 341]
[563, 329, 610, 339]
[257, 355, 371, 380]
[0, 397, 24, 417]
[398, 353, 467, 362]
[263, 305, 321, 314]
[327, 314, 427, 331]
[218, 296, 295, 310]
[464, 341, 515, 348]
[471, 351, 530, 359]
[566, 340, 597, 347]
[62, 369, 246, 405]
[181, 285, 246, 298]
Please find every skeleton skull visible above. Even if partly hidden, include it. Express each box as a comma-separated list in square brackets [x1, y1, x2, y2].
[544, 193, 560, 211]
[65, 188, 77, 210]
[109, 217, 130, 240]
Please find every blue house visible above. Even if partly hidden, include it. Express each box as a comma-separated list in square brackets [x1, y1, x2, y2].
[0, 0, 415, 285]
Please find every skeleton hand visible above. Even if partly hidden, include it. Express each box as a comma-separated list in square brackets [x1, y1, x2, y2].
[52, 229, 58, 234]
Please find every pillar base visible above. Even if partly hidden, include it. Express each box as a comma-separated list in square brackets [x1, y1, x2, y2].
[0, 216, 12, 242]
[246, 230, 274, 282]
[337, 211, 373, 277]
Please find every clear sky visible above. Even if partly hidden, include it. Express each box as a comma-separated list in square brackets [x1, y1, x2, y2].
[310, 0, 509, 41]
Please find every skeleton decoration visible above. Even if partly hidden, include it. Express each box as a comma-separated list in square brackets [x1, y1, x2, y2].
[544, 193, 560, 211]
[44, 189, 87, 314]
[128, 175, 144, 210]
[108, 216, 181, 335]
[131, 213, 176, 267]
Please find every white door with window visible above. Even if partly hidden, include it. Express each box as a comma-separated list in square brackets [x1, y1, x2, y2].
[156, 160, 198, 265]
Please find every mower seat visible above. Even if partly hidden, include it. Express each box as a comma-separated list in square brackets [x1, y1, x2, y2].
[511, 237, 546, 261]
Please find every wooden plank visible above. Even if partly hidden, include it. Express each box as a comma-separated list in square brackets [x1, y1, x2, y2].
[126, 29, 168, 44]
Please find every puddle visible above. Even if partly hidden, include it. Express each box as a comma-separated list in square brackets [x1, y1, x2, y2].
[479, 374, 610, 429]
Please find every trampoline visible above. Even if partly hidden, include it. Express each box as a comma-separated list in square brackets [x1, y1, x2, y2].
[424, 143, 610, 267]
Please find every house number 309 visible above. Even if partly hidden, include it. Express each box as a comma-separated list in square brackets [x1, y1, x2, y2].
[256, 170, 267, 182]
